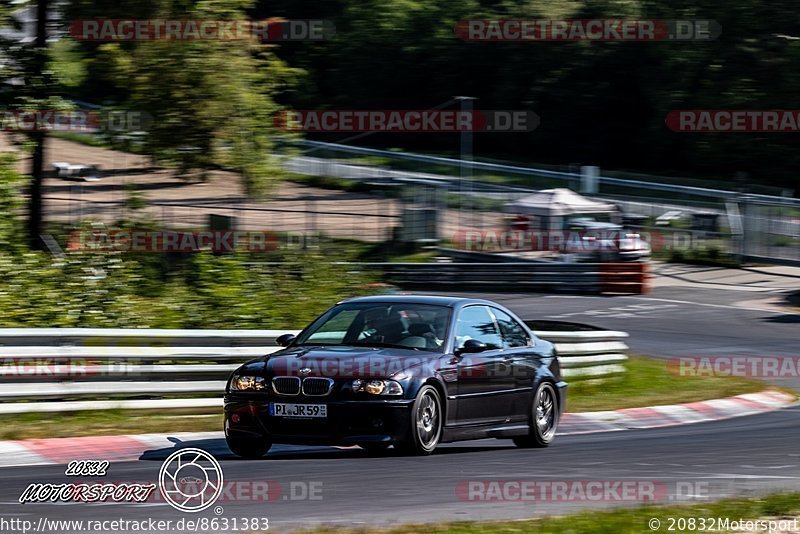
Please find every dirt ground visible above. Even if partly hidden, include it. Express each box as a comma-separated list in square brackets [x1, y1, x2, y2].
[0, 134, 500, 242]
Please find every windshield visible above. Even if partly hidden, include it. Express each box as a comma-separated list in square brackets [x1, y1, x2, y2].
[294, 302, 451, 353]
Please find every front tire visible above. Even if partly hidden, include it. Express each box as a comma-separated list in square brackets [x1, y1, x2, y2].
[395, 385, 442, 456]
[226, 433, 272, 459]
[513, 381, 558, 448]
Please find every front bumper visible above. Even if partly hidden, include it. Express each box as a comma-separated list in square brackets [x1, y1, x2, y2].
[555, 380, 568, 415]
[224, 396, 415, 446]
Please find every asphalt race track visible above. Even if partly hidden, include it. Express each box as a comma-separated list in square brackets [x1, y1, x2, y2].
[1, 286, 798, 531]
[477, 286, 800, 391]
[1, 408, 799, 530]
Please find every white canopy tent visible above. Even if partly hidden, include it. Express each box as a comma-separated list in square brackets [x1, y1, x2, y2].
[505, 188, 618, 232]
[505, 188, 616, 217]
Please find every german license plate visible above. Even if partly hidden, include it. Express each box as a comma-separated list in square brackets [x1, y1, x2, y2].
[270, 402, 327, 418]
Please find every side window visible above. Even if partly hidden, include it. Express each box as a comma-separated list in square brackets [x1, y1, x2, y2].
[455, 306, 502, 350]
[492, 308, 531, 348]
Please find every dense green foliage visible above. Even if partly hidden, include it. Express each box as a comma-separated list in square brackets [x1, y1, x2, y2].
[57, 0, 299, 194]
[0, 155, 372, 329]
[0, 249, 372, 328]
[30, 0, 800, 192]
[257, 0, 799, 190]
[6, 0, 800, 203]
[0, 154, 24, 253]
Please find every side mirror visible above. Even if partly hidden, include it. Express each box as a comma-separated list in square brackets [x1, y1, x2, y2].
[455, 339, 488, 355]
[275, 333, 296, 347]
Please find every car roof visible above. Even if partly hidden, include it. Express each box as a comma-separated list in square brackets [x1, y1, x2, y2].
[341, 295, 496, 308]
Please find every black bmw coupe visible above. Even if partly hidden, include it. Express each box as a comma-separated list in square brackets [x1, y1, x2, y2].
[224, 295, 567, 457]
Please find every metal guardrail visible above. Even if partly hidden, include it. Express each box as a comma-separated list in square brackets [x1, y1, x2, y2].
[298, 140, 800, 204]
[535, 330, 629, 379]
[0, 328, 629, 413]
[366, 261, 650, 294]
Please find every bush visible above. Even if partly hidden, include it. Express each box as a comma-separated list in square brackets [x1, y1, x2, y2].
[0, 249, 376, 329]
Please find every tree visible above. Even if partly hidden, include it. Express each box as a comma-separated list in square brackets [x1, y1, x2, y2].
[0, 0, 54, 249]
[28, 0, 48, 250]
[66, 0, 297, 195]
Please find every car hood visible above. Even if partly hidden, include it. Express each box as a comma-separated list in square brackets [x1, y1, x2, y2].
[239, 345, 444, 379]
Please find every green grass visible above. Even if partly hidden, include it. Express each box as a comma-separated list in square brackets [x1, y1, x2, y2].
[654, 244, 741, 268]
[300, 492, 800, 533]
[0, 355, 778, 441]
[0, 409, 222, 441]
[567, 355, 770, 412]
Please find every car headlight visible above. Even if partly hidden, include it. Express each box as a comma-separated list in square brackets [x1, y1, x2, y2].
[351, 379, 403, 396]
[230, 375, 267, 391]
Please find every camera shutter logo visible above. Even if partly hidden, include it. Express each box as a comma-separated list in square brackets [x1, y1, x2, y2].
[159, 448, 224, 512]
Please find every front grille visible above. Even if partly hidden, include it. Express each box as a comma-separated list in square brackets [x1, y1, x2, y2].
[272, 376, 301, 396]
[302, 377, 334, 396]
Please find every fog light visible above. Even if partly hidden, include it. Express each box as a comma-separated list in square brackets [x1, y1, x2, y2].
[351, 379, 364, 393]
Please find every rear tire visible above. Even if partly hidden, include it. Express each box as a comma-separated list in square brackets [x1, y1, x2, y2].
[513, 382, 558, 448]
[226, 433, 272, 459]
[395, 385, 442, 456]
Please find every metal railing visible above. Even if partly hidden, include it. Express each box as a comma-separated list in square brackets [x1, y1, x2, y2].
[296, 141, 800, 265]
[353, 261, 650, 294]
[0, 327, 629, 413]
[296, 141, 794, 202]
